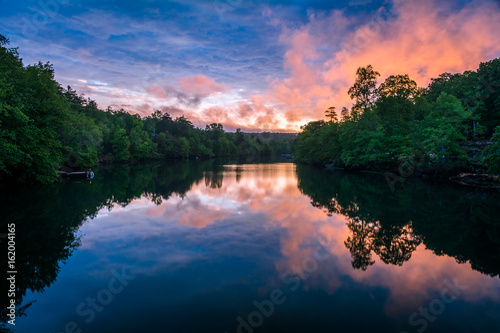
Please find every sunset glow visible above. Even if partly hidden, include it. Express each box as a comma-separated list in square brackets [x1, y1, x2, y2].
[2, 0, 499, 131]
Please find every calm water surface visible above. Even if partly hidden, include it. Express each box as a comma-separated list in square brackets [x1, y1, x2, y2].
[1, 162, 500, 333]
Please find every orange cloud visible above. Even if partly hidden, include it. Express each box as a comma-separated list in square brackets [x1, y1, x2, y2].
[265, 0, 500, 130]
[128, 1, 500, 132]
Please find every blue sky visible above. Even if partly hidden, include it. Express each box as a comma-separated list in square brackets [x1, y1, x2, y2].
[1, 0, 500, 131]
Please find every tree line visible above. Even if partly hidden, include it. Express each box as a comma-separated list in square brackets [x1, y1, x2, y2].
[294, 60, 500, 176]
[0, 35, 294, 184]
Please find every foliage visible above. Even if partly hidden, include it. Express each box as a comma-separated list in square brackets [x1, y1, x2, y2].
[295, 61, 500, 176]
[0, 34, 296, 184]
[483, 126, 500, 173]
[348, 64, 380, 111]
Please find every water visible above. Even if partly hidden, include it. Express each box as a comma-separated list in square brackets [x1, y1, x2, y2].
[1, 161, 499, 333]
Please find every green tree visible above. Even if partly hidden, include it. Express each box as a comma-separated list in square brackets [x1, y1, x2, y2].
[129, 126, 156, 160]
[348, 65, 381, 112]
[294, 121, 326, 164]
[476, 58, 500, 136]
[111, 129, 131, 161]
[178, 137, 191, 159]
[483, 126, 500, 173]
[417, 93, 470, 169]
[377, 74, 419, 101]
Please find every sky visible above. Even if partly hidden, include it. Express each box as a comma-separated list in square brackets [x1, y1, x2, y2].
[1, 0, 500, 131]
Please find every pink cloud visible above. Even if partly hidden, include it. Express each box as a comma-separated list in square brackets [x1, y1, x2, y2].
[179, 74, 226, 96]
[110, 0, 500, 132]
[146, 85, 167, 99]
[143, 75, 227, 112]
[264, 0, 500, 129]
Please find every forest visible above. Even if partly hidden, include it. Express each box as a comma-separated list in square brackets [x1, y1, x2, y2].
[3, 30, 500, 185]
[294, 60, 500, 177]
[0, 35, 294, 184]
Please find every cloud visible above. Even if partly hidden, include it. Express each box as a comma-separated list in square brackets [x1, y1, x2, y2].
[264, 0, 500, 129]
[179, 74, 226, 96]
[146, 85, 167, 99]
[159, 105, 186, 118]
[145, 75, 227, 108]
[69, 0, 500, 131]
[2, 0, 500, 131]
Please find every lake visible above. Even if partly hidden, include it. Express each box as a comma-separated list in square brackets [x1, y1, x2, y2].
[1, 161, 500, 333]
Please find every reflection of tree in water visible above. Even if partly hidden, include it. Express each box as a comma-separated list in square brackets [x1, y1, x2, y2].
[344, 217, 376, 270]
[235, 166, 242, 183]
[0, 160, 219, 327]
[296, 163, 500, 275]
[372, 223, 421, 266]
[411, 189, 500, 277]
[0, 187, 82, 330]
[204, 171, 224, 189]
[344, 216, 421, 270]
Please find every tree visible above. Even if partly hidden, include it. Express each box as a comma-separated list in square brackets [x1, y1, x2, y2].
[0, 34, 9, 46]
[172, 116, 194, 137]
[294, 121, 326, 164]
[483, 126, 500, 173]
[348, 65, 380, 112]
[324, 106, 338, 122]
[417, 93, 470, 169]
[205, 123, 224, 140]
[129, 126, 156, 160]
[378, 74, 419, 101]
[476, 58, 500, 136]
[178, 137, 190, 159]
[111, 129, 131, 161]
[340, 122, 386, 168]
[340, 107, 350, 122]
[0, 36, 72, 183]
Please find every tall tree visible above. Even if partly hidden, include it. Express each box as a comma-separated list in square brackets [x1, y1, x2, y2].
[324, 106, 338, 122]
[348, 65, 380, 112]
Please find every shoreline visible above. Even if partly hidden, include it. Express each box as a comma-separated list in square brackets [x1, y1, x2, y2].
[324, 164, 500, 190]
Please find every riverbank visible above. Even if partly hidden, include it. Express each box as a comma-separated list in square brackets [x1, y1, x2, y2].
[448, 173, 500, 189]
[325, 164, 500, 190]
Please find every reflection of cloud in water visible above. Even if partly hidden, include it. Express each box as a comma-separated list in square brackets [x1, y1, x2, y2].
[78, 163, 500, 316]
